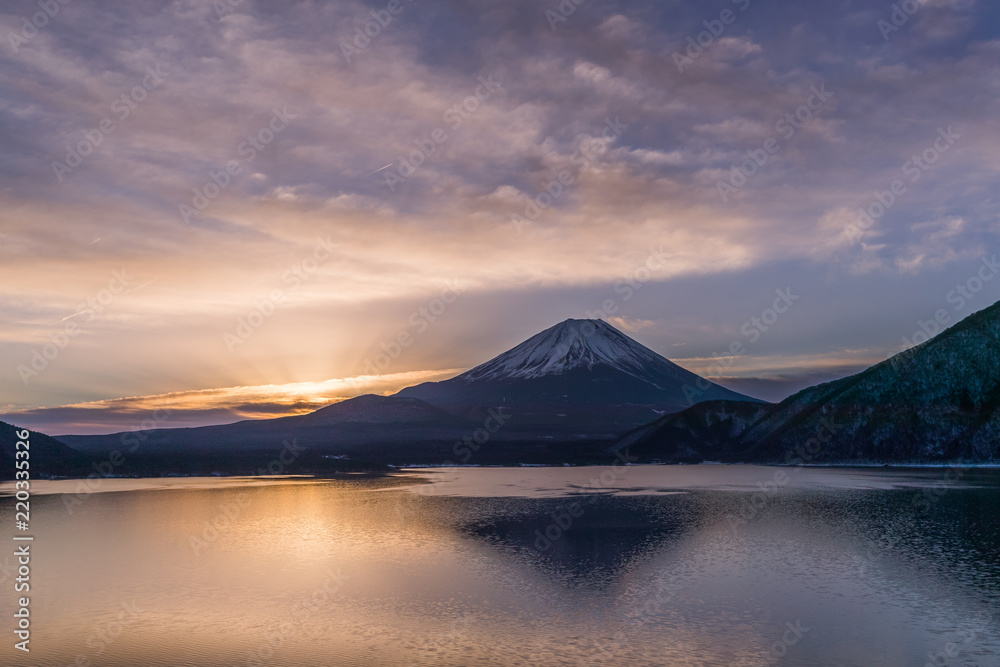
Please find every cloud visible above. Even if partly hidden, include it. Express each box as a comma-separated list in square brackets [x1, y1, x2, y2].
[1, 0, 999, 431]
[1, 369, 459, 435]
[606, 316, 656, 333]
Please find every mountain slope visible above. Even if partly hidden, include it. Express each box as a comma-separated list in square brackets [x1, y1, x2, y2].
[397, 319, 761, 430]
[615, 301, 1000, 463]
[459, 318, 699, 384]
[608, 400, 773, 462]
[60, 394, 461, 457]
[56, 391, 617, 471]
[54, 321, 764, 472]
[21, 303, 1000, 474]
[284, 394, 457, 426]
[1, 421, 91, 479]
[738, 300, 1000, 462]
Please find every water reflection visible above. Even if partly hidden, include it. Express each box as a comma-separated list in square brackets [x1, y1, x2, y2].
[463, 495, 692, 586]
[1, 467, 998, 666]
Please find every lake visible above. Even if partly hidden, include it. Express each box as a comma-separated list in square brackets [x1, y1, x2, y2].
[2, 465, 999, 666]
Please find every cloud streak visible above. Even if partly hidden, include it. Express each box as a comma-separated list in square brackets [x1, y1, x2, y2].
[1, 0, 998, 432]
[1, 369, 459, 434]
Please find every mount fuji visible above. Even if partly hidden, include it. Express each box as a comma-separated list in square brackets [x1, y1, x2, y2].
[12, 306, 1000, 477]
[16, 319, 763, 477]
[396, 319, 761, 430]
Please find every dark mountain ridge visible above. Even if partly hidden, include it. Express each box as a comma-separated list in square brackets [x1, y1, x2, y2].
[397, 318, 761, 431]
[8, 304, 999, 478]
[614, 301, 1000, 463]
[1, 421, 92, 479]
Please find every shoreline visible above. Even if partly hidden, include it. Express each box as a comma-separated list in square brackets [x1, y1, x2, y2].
[4, 461, 1000, 487]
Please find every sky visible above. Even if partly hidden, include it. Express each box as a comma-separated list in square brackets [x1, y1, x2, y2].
[1, 0, 999, 435]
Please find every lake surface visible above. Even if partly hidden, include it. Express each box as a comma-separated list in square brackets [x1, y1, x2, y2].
[2, 466, 999, 666]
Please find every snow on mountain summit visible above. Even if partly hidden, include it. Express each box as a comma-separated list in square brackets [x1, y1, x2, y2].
[457, 319, 683, 384]
[395, 317, 762, 420]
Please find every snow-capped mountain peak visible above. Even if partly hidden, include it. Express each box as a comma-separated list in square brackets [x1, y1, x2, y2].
[457, 319, 675, 383]
[395, 317, 761, 418]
